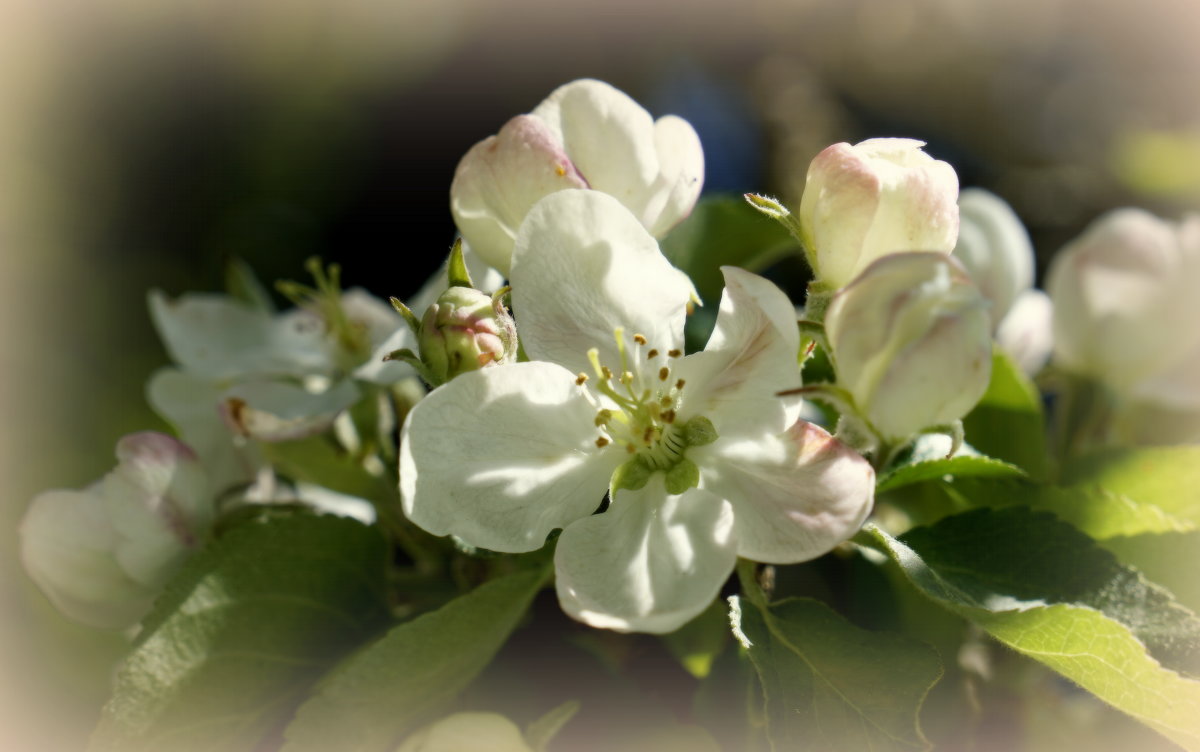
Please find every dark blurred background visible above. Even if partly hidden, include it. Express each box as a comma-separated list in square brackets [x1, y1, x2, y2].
[3, 0, 1198, 748]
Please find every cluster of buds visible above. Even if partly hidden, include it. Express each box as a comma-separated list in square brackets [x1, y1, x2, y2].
[388, 240, 518, 387]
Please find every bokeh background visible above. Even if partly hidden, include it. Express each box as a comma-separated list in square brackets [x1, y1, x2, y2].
[3, 0, 1199, 749]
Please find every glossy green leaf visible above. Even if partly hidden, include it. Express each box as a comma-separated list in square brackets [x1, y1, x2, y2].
[962, 350, 1048, 479]
[281, 566, 548, 752]
[660, 195, 799, 304]
[734, 596, 943, 751]
[860, 507, 1200, 750]
[877, 455, 1025, 494]
[89, 513, 389, 752]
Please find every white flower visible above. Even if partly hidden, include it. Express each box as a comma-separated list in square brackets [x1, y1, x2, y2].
[450, 79, 704, 275]
[995, 288, 1054, 376]
[401, 190, 874, 633]
[799, 138, 959, 290]
[19, 432, 214, 629]
[396, 712, 534, 752]
[824, 252, 992, 443]
[1046, 209, 1200, 399]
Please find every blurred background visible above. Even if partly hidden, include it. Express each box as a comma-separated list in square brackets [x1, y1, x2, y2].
[2, 0, 1198, 749]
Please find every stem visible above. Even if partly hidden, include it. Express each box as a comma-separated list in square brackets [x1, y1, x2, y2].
[736, 558, 769, 609]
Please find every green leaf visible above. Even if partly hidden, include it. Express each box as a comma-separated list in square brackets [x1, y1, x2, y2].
[524, 700, 580, 752]
[660, 195, 799, 304]
[962, 350, 1049, 479]
[262, 435, 392, 503]
[877, 454, 1025, 494]
[1104, 532, 1200, 615]
[281, 566, 548, 752]
[89, 513, 390, 752]
[860, 507, 1200, 750]
[733, 596, 943, 751]
[1062, 446, 1200, 525]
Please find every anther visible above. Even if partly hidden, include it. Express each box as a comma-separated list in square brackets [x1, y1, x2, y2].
[675, 379, 686, 390]
[668, 349, 682, 358]
[595, 437, 610, 448]
[658, 367, 670, 381]
[575, 373, 588, 385]
[602, 366, 614, 380]
[621, 371, 634, 385]
[594, 409, 613, 427]
[633, 333, 647, 345]
[660, 396, 673, 407]
[662, 409, 677, 424]
[647, 349, 659, 359]
[643, 427, 655, 444]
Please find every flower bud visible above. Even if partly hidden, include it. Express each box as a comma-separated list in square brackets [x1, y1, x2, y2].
[396, 712, 534, 752]
[1046, 209, 1200, 395]
[418, 286, 516, 385]
[799, 138, 959, 290]
[825, 252, 992, 442]
[953, 188, 1035, 329]
[19, 432, 213, 629]
[995, 288, 1054, 376]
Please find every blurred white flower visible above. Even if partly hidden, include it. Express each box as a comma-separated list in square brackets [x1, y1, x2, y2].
[19, 432, 214, 629]
[450, 78, 704, 275]
[1046, 209, 1200, 399]
[825, 252, 992, 443]
[799, 138, 959, 290]
[401, 190, 873, 633]
[396, 712, 534, 752]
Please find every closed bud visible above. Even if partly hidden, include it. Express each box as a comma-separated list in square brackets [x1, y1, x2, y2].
[1046, 209, 1200, 396]
[396, 712, 534, 752]
[418, 286, 516, 385]
[825, 252, 992, 442]
[953, 188, 1035, 329]
[19, 432, 214, 629]
[799, 138, 959, 290]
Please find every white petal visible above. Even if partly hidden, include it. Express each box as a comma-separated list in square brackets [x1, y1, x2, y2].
[996, 288, 1054, 376]
[694, 420, 874, 564]
[146, 368, 264, 491]
[555, 477, 736, 634]
[511, 190, 694, 376]
[400, 361, 620, 553]
[355, 324, 418, 385]
[19, 488, 154, 629]
[340, 288, 406, 352]
[531, 79, 659, 215]
[450, 114, 589, 275]
[397, 712, 534, 752]
[220, 379, 361, 442]
[149, 290, 333, 380]
[674, 267, 801, 438]
[643, 115, 705, 237]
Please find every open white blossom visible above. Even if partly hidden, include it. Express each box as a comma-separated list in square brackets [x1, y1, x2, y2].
[19, 432, 214, 629]
[450, 79, 704, 275]
[401, 190, 874, 633]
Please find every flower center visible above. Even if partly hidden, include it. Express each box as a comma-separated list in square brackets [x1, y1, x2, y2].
[576, 328, 716, 495]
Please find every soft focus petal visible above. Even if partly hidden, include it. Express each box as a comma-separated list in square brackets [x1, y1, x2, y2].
[694, 420, 874, 563]
[146, 368, 263, 491]
[643, 114, 705, 237]
[511, 190, 694, 376]
[355, 324, 417, 385]
[531, 79, 659, 213]
[19, 488, 154, 629]
[220, 379, 361, 442]
[450, 114, 589, 274]
[397, 712, 534, 752]
[400, 361, 621, 553]
[340, 288, 406, 353]
[555, 477, 736, 634]
[149, 290, 333, 380]
[953, 188, 1035, 328]
[674, 267, 801, 438]
[102, 432, 212, 586]
[996, 288, 1054, 376]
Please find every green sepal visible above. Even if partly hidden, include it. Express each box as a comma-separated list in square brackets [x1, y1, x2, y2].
[664, 458, 701, 495]
[612, 455, 654, 492]
[446, 237, 474, 288]
[684, 416, 719, 447]
[389, 296, 421, 335]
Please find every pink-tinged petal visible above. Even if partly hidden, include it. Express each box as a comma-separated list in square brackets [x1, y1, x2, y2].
[400, 361, 621, 553]
[674, 267, 802, 438]
[531, 79, 659, 213]
[643, 115, 705, 237]
[102, 432, 213, 586]
[511, 190, 694, 376]
[695, 420, 874, 564]
[450, 114, 588, 275]
[219, 379, 360, 443]
[799, 142, 881, 287]
[19, 488, 155, 629]
[555, 478, 736, 634]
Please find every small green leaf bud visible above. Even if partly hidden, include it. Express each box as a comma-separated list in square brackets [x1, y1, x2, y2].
[418, 286, 517, 385]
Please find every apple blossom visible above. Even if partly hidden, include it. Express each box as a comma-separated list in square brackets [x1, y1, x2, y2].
[450, 78, 704, 275]
[401, 190, 874, 633]
[19, 432, 214, 629]
[1046, 209, 1200, 398]
[416, 286, 517, 385]
[799, 138, 959, 290]
[824, 252, 992, 444]
[396, 713, 534, 752]
[953, 188, 1035, 329]
[995, 288, 1054, 376]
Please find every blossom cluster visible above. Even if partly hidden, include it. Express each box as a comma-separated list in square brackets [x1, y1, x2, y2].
[19, 77, 1198, 647]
